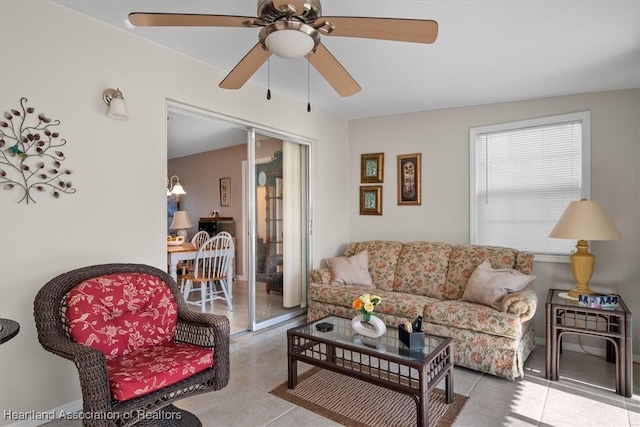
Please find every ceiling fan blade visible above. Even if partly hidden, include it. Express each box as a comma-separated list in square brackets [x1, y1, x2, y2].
[316, 17, 438, 44]
[307, 43, 361, 97]
[272, 0, 305, 14]
[219, 43, 272, 90]
[129, 13, 256, 28]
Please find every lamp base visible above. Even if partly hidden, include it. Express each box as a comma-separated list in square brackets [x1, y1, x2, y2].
[558, 292, 578, 301]
[568, 240, 596, 299]
[567, 286, 596, 299]
[176, 229, 189, 240]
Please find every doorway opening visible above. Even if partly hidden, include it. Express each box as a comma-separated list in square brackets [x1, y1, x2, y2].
[166, 101, 311, 335]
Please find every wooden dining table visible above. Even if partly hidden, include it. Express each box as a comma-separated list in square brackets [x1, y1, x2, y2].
[167, 242, 234, 300]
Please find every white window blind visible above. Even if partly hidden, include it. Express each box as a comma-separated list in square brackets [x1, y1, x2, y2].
[470, 112, 590, 255]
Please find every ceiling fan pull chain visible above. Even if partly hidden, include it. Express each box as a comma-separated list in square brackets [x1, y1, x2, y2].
[307, 58, 311, 112]
[267, 58, 272, 100]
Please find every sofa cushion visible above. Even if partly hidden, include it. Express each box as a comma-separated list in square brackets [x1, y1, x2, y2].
[66, 273, 178, 359]
[424, 299, 523, 339]
[394, 242, 452, 298]
[462, 260, 535, 309]
[107, 341, 213, 401]
[444, 245, 519, 300]
[326, 250, 373, 287]
[344, 241, 404, 291]
[308, 282, 439, 320]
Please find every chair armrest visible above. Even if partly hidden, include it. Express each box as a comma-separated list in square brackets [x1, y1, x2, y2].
[175, 313, 230, 390]
[310, 267, 332, 284]
[40, 337, 113, 421]
[499, 285, 538, 321]
[175, 313, 230, 348]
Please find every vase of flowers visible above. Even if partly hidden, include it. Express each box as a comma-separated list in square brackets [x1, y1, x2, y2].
[351, 294, 386, 338]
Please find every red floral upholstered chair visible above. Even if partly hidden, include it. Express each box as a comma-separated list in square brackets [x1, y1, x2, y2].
[34, 263, 230, 427]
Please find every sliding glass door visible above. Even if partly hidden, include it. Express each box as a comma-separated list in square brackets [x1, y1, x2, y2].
[247, 131, 310, 330]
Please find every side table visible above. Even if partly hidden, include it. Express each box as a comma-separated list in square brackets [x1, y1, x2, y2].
[0, 318, 20, 344]
[545, 288, 632, 397]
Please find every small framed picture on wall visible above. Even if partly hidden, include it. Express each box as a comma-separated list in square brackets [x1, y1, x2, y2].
[220, 177, 231, 206]
[359, 185, 383, 215]
[360, 152, 384, 183]
[397, 153, 421, 205]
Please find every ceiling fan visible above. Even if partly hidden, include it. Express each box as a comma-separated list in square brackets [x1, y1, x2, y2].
[129, 0, 438, 97]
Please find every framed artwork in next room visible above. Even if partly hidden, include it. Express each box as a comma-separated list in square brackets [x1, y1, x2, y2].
[220, 177, 231, 206]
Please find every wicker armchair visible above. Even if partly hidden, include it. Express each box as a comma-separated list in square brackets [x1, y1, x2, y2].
[34, 263, 230, 427]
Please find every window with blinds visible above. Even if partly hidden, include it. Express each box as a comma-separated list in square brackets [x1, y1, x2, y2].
[469, 111, 590, 256]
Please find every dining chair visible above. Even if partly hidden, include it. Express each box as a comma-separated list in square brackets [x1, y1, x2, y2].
[177, 230, 211, 288]
[182, 233, 234, 313]
[191, 230, 210, 247]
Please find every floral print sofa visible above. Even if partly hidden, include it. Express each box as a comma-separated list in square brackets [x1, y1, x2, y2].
[307, 241, 537, 380]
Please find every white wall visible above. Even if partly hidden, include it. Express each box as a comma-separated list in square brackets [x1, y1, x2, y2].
[0, 1, 350, 422]
[348, 89, 640, 356]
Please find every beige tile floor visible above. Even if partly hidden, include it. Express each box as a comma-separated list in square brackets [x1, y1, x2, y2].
[184, 279, 302, 335]
[43, 318, 639, 427]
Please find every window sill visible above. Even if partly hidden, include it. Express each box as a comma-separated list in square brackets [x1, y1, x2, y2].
[534, 254, 570, 263]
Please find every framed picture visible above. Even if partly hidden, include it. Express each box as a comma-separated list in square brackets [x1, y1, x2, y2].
[360, 152, 384, 183]
[397, 153, 422, 205]
[219, 177, 231, 206]
[359, 185, 383, 215]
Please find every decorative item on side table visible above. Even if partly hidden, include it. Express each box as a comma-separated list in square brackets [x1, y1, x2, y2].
[351, 294, 386, 338]
[548, 198, 621, 299]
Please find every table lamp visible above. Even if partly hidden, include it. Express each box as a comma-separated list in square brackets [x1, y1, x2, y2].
[170, 211, 194, 240]
[548, 198, 621, 298]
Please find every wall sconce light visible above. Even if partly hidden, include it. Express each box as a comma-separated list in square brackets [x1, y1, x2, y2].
[102, 88, 129, 120]
[167, 175, 186, 195]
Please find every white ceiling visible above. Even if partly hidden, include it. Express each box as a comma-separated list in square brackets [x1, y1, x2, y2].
[50, 0, 640, 157]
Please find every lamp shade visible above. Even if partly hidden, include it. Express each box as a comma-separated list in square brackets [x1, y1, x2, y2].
[549, 199, 621, 241]
[170, 211, 194, 230]
[107, 97, 128, 120]
[170, 181, 186, 195]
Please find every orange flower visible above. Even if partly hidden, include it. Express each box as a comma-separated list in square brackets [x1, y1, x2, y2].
[352, 299, 364, 311]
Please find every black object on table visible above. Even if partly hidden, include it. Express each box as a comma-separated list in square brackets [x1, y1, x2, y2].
[0, 318, 20, 344]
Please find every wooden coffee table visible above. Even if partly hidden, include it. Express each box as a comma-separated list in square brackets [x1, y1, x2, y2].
[287, 316, 454, 427]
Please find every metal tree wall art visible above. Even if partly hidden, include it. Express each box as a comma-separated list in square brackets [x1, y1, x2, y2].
[0, 97, 76, 204]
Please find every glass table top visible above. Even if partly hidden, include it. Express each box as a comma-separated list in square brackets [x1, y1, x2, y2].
[293, 316, 447, 363]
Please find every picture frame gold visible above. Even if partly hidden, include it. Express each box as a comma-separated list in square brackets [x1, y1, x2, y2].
[219, 177, 231, 206]
[360, 152, 384, 183]
[397, 153, 422, 206]
[359, 185, 383, 215]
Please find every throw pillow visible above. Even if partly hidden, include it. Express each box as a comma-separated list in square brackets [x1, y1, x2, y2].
[462, 259, 535, 310]
[326, 250, 374, 287]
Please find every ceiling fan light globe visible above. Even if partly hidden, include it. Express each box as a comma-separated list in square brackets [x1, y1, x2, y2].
[265, 29, 314, 58]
